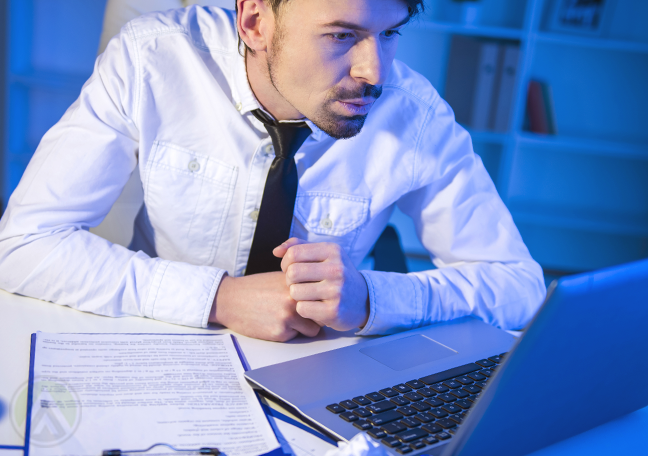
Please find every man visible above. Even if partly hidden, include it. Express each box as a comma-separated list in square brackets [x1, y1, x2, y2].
[0, 0, 545, 341]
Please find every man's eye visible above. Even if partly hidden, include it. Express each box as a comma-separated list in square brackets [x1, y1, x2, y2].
[383, 29, 402, 38]
[331, 33, 353, 41]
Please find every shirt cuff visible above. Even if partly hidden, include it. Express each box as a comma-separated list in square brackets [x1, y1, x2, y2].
[356, 270, 425, 336]
[143, 260, 226, 328]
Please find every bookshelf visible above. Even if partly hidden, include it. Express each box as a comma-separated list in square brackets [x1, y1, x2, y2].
[516, 133, 648, 161]
[536, 32, 648, 54]
[394, 0, 648, 273]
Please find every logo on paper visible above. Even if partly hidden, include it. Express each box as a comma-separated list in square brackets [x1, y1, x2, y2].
[0, 396, 6, 422]
[11, 377, 82, 447]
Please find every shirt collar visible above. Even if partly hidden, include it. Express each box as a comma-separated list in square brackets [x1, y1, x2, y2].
[232, 45, 260, 116]
[303, 120, 326, 141]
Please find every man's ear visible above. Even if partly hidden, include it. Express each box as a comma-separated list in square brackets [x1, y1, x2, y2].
[237, 0, 274, 53]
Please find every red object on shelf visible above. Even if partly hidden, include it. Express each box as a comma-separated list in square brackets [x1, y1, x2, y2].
[526, 80, 550, 134]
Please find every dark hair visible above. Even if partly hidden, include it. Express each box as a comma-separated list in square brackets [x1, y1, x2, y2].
[235, 0, 425, 55]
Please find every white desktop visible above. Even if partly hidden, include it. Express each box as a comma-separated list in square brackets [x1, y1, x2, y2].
[0, 289, 646, 456]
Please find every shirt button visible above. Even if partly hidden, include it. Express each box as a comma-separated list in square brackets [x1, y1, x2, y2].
[250, 210, 259, 221]
[235, 102, 242, 111]
[188, 160, 200, 172]
[264, 144, 274, 155]
[320, 217, 333, 229]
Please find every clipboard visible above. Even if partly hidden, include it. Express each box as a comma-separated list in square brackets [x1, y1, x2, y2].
[19, 333, 292, 456]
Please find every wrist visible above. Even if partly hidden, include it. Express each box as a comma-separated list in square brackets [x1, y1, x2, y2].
[357, 272, 371, 329]
[209, 274, 234, 325]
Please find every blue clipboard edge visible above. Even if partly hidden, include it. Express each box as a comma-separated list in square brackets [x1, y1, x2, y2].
[0, 334, 36, 455]
[228, 335, 286, 455]
[260, 403, 337, 447]
[230, 335, 252, 372]
[19, 332, 291, 456]
[229, 335, 336, 447]
[23, 333, 36, 456]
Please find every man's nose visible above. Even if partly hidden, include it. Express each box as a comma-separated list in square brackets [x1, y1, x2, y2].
[350, 37, 388, 87]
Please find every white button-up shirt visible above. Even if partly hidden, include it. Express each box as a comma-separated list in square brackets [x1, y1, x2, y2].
[0, 6, 545, 335]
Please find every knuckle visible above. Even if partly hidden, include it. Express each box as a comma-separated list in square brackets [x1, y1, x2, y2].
[276, 303, 295, 322]
[268, 325, 286, 341]
[284, 248, 295, 264]
[328, 242, 342, 255]
[273, 330, 293, 343]
[326, 293, 342, 310]
[280, 307, 294, 322]
[324, 276, 343, 296]
[286, 264, 297, 282]
[329, 263, 344, 278]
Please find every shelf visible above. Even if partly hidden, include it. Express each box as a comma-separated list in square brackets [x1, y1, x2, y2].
[515, 133, 648, 161]
[416, 20, 525, 41]
[535, 33, 648, 54]
[9, 70, 90, 92]
[510, 203, 648, 237]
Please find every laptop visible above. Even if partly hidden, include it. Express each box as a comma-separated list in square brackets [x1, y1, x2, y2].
[245, 258, 648, 456]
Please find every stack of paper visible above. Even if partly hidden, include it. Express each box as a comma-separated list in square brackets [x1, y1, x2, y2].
[26, 333, 281, 456]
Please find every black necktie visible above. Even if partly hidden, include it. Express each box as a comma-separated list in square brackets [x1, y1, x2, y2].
[245, 109, 312, 275]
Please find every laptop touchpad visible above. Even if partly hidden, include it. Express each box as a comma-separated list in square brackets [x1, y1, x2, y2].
[359, 335, 456, 371]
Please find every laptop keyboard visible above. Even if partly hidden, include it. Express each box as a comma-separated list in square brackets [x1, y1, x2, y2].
[325, 354, 506, 454]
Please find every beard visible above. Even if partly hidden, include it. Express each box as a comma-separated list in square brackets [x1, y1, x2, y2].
[266, 28, 382, 140]
[310, 84, 383, 139]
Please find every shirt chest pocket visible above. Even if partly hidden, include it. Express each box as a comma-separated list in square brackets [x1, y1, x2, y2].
[143, 141, 238, 264]
[292, 192, 370, 254]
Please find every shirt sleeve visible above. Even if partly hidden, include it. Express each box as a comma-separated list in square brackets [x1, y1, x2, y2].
[0, 25, 225, 328]
[357, 98, 546, 336]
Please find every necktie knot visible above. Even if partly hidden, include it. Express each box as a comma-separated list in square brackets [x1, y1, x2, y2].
[251, 109, 311, 160]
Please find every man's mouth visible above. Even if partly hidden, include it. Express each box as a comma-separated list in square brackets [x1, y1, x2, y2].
[336, 99, 374, 116]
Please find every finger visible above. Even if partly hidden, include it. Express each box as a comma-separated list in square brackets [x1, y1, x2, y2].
[288, 314, 321, 338]
[282, 242, 340, 271]
[296, 300, 333, 325]
[289, 282, 339, 302]
[285, 261, 342, 285]
[273, 237, 307, 259]
[271, 327, 299, 343]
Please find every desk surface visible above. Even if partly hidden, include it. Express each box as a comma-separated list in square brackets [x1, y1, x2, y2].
[0, 290, 646, 455]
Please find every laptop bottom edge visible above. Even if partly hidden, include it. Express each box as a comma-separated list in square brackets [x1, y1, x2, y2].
[248, 378, 346, 443]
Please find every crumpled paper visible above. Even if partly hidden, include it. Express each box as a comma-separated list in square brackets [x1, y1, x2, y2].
[324, 433, 391, 456]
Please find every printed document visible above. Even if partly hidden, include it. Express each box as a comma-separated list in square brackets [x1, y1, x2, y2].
[28, 332, 281, 456]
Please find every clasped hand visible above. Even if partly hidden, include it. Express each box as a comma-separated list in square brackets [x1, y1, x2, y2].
[210, 238, 369, 342]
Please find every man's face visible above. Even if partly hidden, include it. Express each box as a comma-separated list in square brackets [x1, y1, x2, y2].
[265, 0, 409, 139]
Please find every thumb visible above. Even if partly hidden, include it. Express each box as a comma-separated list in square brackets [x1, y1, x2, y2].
[273, 237, 307, 258]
